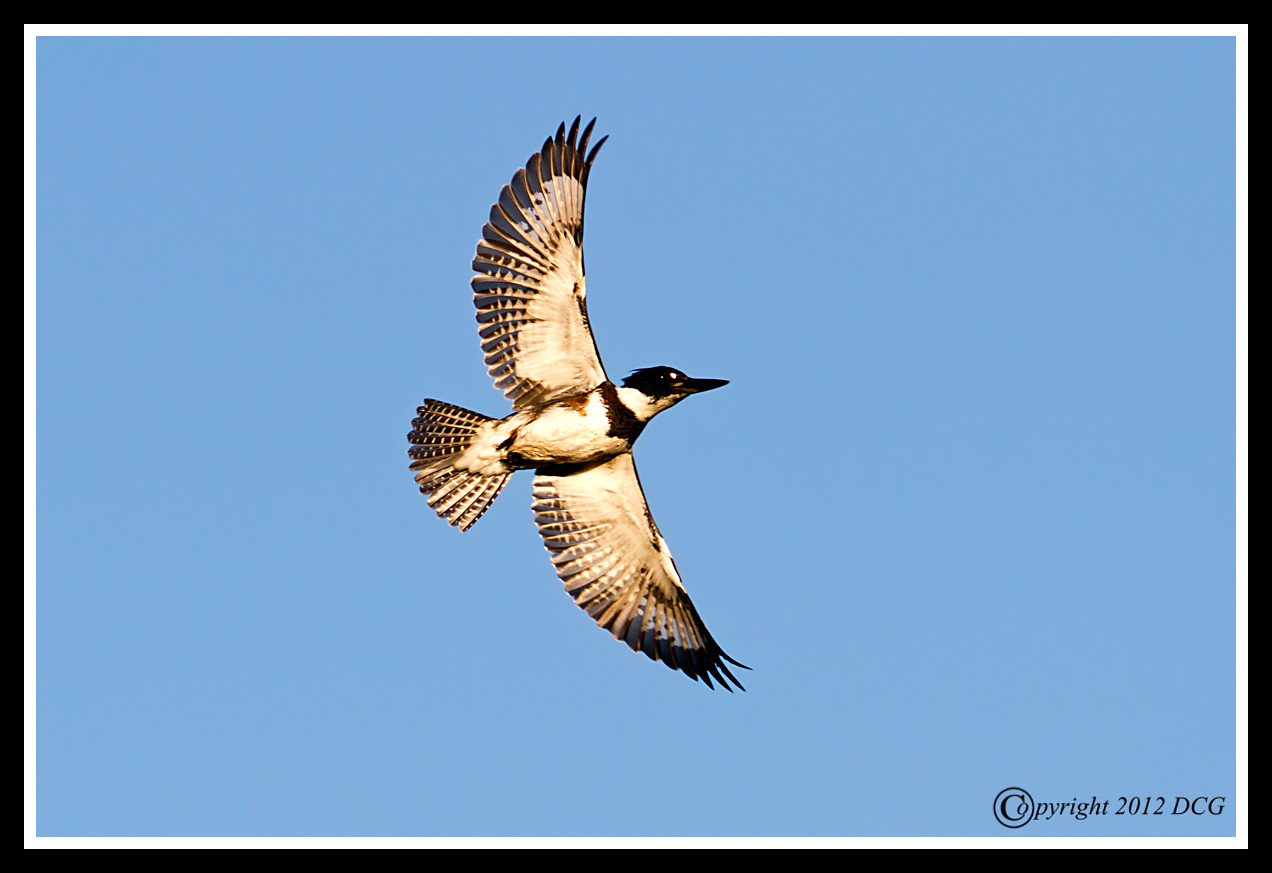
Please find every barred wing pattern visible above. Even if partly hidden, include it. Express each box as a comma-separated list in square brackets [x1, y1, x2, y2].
[472, 118, 610, 411]
[531, 454, 748, 691]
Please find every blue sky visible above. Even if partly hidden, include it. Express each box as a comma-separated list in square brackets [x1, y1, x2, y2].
[30, 34, 1243, 840]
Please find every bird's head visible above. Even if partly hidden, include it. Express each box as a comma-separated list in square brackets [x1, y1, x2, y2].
[617, 366, 729, 420]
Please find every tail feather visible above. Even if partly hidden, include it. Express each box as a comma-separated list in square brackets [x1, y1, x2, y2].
[409, 399, 512, 531]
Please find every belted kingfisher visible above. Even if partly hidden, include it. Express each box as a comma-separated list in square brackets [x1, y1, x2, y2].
[408, 118, 748, 691]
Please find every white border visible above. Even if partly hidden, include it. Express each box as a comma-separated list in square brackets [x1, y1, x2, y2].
[24, 24, 1248, 849]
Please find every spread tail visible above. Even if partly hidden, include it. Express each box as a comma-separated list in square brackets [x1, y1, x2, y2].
[408, 399, 512, 531]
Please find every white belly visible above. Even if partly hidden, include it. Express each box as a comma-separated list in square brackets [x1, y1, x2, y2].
[507, 401, 624, 466]
[455, 391, 626, 475]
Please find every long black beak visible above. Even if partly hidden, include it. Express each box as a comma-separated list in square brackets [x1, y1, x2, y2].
[682, 377, 729, 394]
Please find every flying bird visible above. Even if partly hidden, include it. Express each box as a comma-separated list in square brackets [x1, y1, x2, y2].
[408, 118, 747, 691]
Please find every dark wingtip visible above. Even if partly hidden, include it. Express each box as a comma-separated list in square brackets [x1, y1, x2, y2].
[577, 118, 596, 161]
[586, 134, 608, 166]
[714, 648, 749, 692]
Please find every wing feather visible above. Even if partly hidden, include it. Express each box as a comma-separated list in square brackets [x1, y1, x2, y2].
[472, 117, 610, 410]
[531, 454, 748, 691]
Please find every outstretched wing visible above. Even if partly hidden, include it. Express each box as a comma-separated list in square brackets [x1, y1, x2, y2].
[472, 117, 610, 411]
[531, 453, 748, 691]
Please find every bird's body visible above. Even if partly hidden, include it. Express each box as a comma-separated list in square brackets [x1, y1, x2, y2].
[445, 382, 641, 477]
[408, 118, 747, 690]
